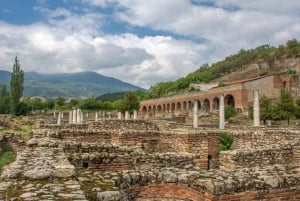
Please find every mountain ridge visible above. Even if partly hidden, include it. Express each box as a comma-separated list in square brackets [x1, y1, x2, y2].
[0, 70, 144, 98]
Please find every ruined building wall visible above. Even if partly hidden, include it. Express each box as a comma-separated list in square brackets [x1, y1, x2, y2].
[242, 75, 283, 101]
[220, 141, 300, 170]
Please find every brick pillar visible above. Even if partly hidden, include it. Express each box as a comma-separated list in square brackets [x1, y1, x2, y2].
[219, 94, 225, 129]
[253, 90, 260, 127]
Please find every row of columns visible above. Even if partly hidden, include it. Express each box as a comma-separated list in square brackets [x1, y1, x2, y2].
[118, 110, 138, 120]
[57, 109, 139, 125]
[193, 90, 260, 129]
[68, 109, 83, 124]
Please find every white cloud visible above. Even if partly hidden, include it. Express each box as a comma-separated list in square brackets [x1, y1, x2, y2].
[1, 0, 300, 89]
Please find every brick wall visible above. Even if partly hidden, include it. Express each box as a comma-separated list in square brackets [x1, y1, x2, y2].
[127, 184, 300, 201]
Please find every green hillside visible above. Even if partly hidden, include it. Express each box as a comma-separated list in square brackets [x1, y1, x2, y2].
[148, 39, 300, 98]
[0, 71, 144, 98]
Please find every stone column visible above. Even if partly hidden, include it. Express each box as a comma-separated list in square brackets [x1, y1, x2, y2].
[118, 112, 122, 120]
[193, 100, 198, 128]
[219, 94, 225, 129]
[95, 112, 98, 122]
[76, 109, 81, 124]
[57, 113, 61, 125]
[253, 90, 260, 127]
[81, 112, 84, 124]
[125, 111, 129, 120]
[133, 110, 138, 120]
[69, 111, 72, 124]
[54, 112, 56, 118]
[72, 109, 77, 124]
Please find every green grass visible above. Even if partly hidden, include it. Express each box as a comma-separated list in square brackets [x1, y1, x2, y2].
[0, 150, 17, 173]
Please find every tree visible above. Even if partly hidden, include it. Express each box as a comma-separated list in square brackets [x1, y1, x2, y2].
[276, 89, 295, 124]
[10, 56, 24, 116]
[118, 92, 139, 114]
[260, 95, 273, 124]
[295, 97, 300, 119]
[0, 84, 9, 114]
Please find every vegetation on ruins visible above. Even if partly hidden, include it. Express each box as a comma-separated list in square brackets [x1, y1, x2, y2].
[10, 57, 24, 116]
[147, 39, 300, 98]
[0, 149, 16, 173]
[224, 106, 237, 120]
[217, 132, 233, 156]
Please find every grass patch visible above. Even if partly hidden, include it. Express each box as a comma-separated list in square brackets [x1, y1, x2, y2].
[0, 150, 17, 173]
[20, 124, 32, 141]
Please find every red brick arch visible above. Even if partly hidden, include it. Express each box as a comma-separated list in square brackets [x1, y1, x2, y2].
[139, 88, 248, 118]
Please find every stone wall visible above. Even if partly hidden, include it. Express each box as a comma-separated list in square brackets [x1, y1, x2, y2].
[50, 127, 300, 170]
[114, 164, 300, 201]
[64, 141, 199, 171]
[219, 141, 300, 170]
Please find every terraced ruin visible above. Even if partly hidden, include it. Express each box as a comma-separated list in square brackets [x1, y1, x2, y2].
[0, 114, 299, 201]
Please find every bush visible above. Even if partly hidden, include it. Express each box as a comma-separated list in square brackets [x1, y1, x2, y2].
[217, 132, 233, 157]
[225, 106, 237, 119]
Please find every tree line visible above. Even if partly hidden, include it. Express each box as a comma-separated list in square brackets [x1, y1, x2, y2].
[0, 57, 24, 116]
[0, 57, 141, 116]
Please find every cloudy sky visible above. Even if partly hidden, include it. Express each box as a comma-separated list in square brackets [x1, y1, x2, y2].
[0, 0, 300, 89]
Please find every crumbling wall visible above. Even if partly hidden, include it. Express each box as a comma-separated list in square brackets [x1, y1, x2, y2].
[219, 142, 300, 170]
[64, 141, 199, 171]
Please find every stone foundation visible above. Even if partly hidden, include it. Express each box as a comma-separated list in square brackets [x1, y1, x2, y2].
[0, 120, 299, 200]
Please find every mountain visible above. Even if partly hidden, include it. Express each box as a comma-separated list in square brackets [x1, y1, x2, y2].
[0, 70, 144, 98]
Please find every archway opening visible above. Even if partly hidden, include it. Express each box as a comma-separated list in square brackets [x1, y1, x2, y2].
[224, 94, 235, 107]
[203, 99, 210, 112]
[176, 102, 181, 110]
[213, 97, 219, 110]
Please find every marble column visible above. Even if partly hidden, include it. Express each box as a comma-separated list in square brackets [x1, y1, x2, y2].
[95, 112, 98, 122]
[69, 111, 72, 124]
[57, 113, 61, 125]
[72, 109, 77, 124]
[125, 111, 130, 120]
[253, 90, 260, 127]
[80, 112, 84, 124]
[118, 112, 122, 120]
[193, 100, 198, 128]
[76, 109, 81, 124]
[219, 94, 225, 129]
[133, 110, 138, 120]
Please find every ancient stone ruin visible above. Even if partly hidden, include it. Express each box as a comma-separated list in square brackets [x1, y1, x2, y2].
[0, 112, 299, 200]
